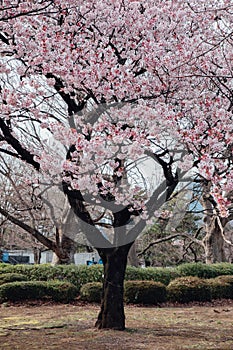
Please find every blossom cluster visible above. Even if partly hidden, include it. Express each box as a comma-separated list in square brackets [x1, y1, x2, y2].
[0, 0, 233, 217]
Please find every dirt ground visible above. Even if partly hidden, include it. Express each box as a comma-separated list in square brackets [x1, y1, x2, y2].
[1, 300, 233, 350]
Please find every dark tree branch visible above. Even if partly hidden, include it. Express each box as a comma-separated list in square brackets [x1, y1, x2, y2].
[0, 1, 54, 21]
[138, 230, 205, 257]
[0, 33, 9, 45]
[0, 148, 21, 159]
[46, 74, 87, 120]
[0, 118, 40, 170]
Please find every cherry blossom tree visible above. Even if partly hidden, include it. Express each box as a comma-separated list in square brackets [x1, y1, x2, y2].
[1, 0, 233, 330]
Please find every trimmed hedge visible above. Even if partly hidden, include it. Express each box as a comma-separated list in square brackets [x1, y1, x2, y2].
[80, 280, 167, 304]
[176, 262, 233, 279]
[0, 273, 28, 285]
[124, 280, 166, 304]
[212, 263, 233, 277]
[46, 280, 79, 302]
[0, 264, 176, 288]
[1, 275, 232, 304]
[0, 264, 175, 289]
[207, 275, 233, 300]
[175, 263, 218, 279]
[0, 262, 233, 295]
[0, 264, 104, 292]
[206, 279, 231, 300]
[125, 266, 177, 285]
[0, 280, 78, 303]
[167, 276, 211, 303]
[213, 274, 233, 286]
[80, 282, 102, 303]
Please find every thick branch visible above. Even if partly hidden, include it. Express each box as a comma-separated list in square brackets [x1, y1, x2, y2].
[145, 150, 179, 200]
[64, 187, 113, 248]
[0, 119, 40, 170]
[0, 33, 9, 45]
[46, 74, 87, 119]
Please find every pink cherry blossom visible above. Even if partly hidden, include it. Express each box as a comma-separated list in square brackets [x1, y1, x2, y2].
[0, 0, 232, 218]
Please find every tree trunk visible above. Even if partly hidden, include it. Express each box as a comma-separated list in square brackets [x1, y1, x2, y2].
[201, 184, 227, 264]
[52, 235, 77, 265]
[33, 247, 42, 264]
[95, 243, 132, 330]
[128, 242, 140, 267]
[203, 218, 226, 263]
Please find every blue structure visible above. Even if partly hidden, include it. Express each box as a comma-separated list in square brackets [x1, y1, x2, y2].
[2, 251, 9, 262]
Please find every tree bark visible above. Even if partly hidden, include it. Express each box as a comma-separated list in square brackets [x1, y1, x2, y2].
[203, 217, 226, 263]
[128, 242, 140, 267]
[95, 243, 132, 330]
[201, 184, 228, 264]
[33, 247, 42, 264]
[52, 234, 77, 265]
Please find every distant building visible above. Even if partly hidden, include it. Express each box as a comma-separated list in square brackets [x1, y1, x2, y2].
[0, 249, 101, 265]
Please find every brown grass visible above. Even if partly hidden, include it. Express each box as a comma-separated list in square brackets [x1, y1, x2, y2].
[1, 300, 233, 350]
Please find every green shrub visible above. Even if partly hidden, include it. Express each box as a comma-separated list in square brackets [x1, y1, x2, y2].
[213, 275, 233, 285]
[45, 280, 79, 302]
[69, 265, 103, 288]
[167, 276, 211, 303]
[80, 282, 102, 303]
[207, 275, 233, 300]
[0, 263, 19, 274]
[206, 277, 232, 300]
[0, 264, 45, 280]
[0, 280, 78, 303]
[80, 280, 167, 305]
[176, 263, 218, 279]
[176, 263, 233, 280]
[212, 263, 233, 276]
[0, 264, 175, 288]
[0, 262, 232, 295]
[0, 281, 48, 302]
[0, 273, 28, 285]
[125, 266, 178, 285]
[124, 280, 166, 304]
[0, 264, 104, 291]
[0, 263, 11, 270]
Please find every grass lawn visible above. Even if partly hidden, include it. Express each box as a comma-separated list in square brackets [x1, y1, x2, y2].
[0, 300, 233, 350]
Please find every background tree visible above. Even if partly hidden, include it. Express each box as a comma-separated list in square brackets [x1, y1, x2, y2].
[0, 155, 84, 264]
[139, 211, 204, 267]
[138, 187, 205, 266]
[200, 184, 233, 263]
[139, 183, 233, 265]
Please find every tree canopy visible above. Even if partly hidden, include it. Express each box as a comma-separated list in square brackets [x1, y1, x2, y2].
[0, 0, 233, 329]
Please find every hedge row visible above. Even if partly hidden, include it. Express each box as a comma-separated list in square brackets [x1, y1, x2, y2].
[0, 264, 104, 291]
[80, 276, 233, 304]
[175, 262, 233, 279]
[80, 280, 167, 304]
[0, 273, 28, 285]
[124, 281, 167, 304]
[1, 262, 233, 290]
[0, 280, 78, 303]
[0, 273, 233, 304]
